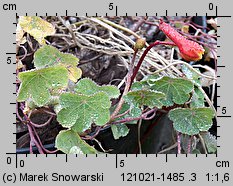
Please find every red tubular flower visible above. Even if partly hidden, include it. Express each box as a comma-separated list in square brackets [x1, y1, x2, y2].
[159, 19, 205, 62]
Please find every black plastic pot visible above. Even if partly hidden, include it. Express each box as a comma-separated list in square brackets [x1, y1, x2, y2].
[16, 112, 176, 154]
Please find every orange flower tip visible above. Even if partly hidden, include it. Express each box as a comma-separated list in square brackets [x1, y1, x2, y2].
[179, 40, 205, 62]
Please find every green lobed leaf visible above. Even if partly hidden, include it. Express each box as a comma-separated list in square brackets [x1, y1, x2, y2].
[181, 65, 201, 85]
[74, 78, 120, 99]
[111, 124, 130, 140]
[57, 92, 111, 132]
[201, 132, 217, 153]
[168, 108, 215, 135]
[34, 45, 82, 82]
[151, 76, 194, 106]
[190, 87, 205, 108]
[19, 16, 55, 45]
[124, 90, 165, 108]
[55, 130, 97, 154]
[17, 66, 68, 106]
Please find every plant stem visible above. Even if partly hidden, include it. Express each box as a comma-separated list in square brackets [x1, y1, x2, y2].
[112, 109, 131, 120]
[31, 125, 58, 154]
[130, 41, 176, 85]
[110, 49, 138, 120]
[187, 135, 193, 154]
[198, 133, 208, 154]
[158, 142, 178, 154]
[110, 108, 157, 125]
[138, 118, 142, 154]
[27, 124, 44, 154]
[18, 102, 49, 154]
[16, 102, 24, 122]
[30, 115, 53, 128]
[177, 132, 181, 154]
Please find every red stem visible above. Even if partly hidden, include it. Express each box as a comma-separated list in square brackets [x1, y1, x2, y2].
[110, 49, 138, 120]
[27, 124, 44, 154]
[111, 108, 157, 125]
[30, 115, 53, 128]
[31, 125, 58, 154]
[18, 102, 51, 154]
[130, 41, 176, 85]
[187, 135, 193, 154]
[177, 132, 181, 154]
[112, 109, 131, 120]
[16, 102, 24, 122]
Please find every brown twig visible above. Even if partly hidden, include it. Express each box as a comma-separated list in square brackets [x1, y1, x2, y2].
[131, 17, 147, 32]
[58, 16, 81, 48]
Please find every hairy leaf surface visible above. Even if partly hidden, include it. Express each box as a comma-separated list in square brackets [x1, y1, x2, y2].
[74, 78, 120, 98]
[152, 76, 194, 106]
[17, 66, 68, 106]
[55, 130, 97, 154]
[124, 90, 165, 108]
[57, 92, 111, 132]
[169, 108, 215, 135]
[201, 132, 217, 153]
[190, 87, 205, 108]
[34, 45, 81, 82]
